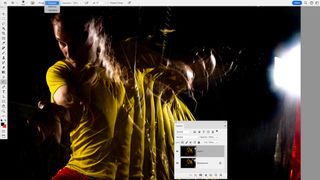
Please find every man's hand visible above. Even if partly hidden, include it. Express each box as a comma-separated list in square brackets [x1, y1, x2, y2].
[27, 101, 71, 144]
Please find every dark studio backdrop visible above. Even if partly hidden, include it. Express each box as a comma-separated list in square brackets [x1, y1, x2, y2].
[1, 7, 300, 180]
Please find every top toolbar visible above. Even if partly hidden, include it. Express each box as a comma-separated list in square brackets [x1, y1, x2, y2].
[0, 0, 316, 7]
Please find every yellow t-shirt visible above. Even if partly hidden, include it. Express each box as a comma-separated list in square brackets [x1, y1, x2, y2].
[46, 60, 195, 179]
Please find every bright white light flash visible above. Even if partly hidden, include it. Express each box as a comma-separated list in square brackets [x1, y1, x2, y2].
[186, 69, 194, 80]
[272, 42, 301, 98]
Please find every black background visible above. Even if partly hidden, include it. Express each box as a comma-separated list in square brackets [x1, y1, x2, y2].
[2, 7, 300, 180]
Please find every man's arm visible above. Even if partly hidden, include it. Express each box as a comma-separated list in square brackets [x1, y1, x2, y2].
[28, 61, 84, 144]
[28, 85, 83, 144]
[53, 85, 83, 129]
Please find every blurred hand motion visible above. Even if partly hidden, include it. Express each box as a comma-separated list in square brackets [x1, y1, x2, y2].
[27, 101, 71, 145]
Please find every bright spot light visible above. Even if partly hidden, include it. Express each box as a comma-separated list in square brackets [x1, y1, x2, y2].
[209, 52, 216, 74]
[186, 69, 194, 80]
[272, 42, 301, 98]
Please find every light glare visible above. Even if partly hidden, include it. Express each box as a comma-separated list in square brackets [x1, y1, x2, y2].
[272, 42, 301, 98]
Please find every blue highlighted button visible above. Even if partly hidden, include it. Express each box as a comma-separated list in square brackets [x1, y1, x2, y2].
[45, 1, 60, 5]
[292, 1, 302, 5]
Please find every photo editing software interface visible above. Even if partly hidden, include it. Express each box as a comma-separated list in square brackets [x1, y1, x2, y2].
[174, 121, 227, 179]
[1, 0, 302, 180]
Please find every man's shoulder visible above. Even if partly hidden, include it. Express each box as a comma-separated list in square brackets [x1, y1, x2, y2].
[49, 60, 73, 71]
[47, 60, 75, 76]
[46, 59, 74, 81]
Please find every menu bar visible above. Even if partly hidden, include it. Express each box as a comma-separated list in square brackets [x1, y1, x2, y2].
[0, 0, 316, 6]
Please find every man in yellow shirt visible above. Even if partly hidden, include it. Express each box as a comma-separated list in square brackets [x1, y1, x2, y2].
[33, 11, 195, 180]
